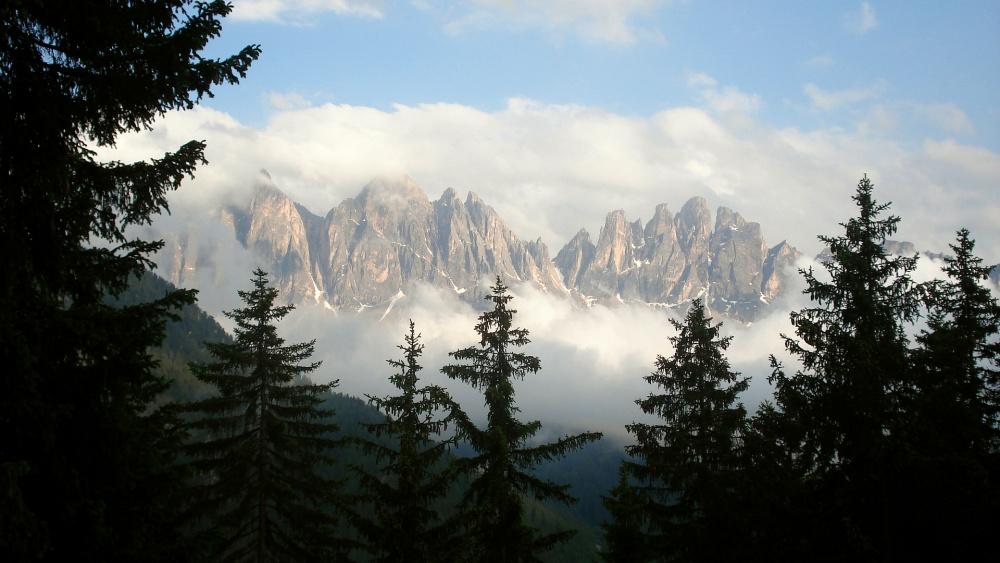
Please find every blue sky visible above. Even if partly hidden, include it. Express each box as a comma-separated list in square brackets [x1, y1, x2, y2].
[205, 1, 1000, 149]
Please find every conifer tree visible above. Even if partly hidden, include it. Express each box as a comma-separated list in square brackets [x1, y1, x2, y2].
[600, 467, 649, 562]
[442, 277, 602, 562]
[0, 1, 257, 559]
[184, 268, 347, 562]
[769, 175, 920, 559]
[352, 320, 466, 562]
[619, 298, 749, 562]
[903, 228, 1000, 558]
[914, 228, 1000, 457]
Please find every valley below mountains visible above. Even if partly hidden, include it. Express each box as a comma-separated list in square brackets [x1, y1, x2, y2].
[158, 173, 802, 322]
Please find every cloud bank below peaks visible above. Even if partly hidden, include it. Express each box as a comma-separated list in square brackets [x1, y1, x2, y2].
[277, 271, 808, 438]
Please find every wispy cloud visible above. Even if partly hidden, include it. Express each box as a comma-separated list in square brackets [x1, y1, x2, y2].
[265, 91, 313, 111]
[908, 102, 974, 134]
[231, 0, 384, 24]
[845, 1, 878, 34]
[438, 0, 668, 45]
[804, 81, 884, 110]
[687, 72, 761, 115]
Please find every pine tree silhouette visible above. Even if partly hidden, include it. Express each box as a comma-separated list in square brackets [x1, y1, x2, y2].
[770, 175, 920, 559]
[617, 299, 748, 562]
[443, 277, 602, 562]
[352, 320, 467, 561]
[184, 268, 349, 561]
[0, 1, 258, 558]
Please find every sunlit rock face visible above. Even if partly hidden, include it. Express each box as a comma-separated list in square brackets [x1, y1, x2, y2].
[554, 198, 800, 322]
[205, 174, 567, 314]
[162, 172, 800, 321]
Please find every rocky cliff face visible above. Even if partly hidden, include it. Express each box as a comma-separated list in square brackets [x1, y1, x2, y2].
[162, 174, 801, 321]
[210, 174, 567, 314]
[554, 197, 800, 321]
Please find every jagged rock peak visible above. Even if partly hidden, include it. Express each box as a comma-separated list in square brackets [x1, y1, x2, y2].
[676, 196, 712, 231]
[202, 176, 570, 313]
[568, 228, 592, 244]
[437, 187, 461, 202]
[715, 206, 746, 230]
[679, 196, 710, 219]
[250, 169, 286, 200]
[555, 195, 799, 322]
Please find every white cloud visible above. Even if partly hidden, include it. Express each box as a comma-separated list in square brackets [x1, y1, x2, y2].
[858, 104, 897, 134]
[804, 81, 884, 110]
[272, 272, 810, 436]
[845, 1, 878, 34]
[438, 0, 667, 45]
[687, 72, 761, 115]
[908, 102, 974, 134]
[923, 138, 1000, 182]
[265, 91, 313, 111]
[231, 0, 384, 23]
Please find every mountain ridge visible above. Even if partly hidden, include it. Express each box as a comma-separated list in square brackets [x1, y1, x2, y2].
[160, 173, 802, 322]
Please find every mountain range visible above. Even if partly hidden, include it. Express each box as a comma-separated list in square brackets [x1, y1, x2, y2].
[158, 173, 802, 322]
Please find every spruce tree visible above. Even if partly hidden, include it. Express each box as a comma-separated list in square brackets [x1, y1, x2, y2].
[352, 320, 466, 562]
[769, 175, 920, 559]
[184, 268, 347, 562]
[903, 228, 1000, 558]
[600, 467, 649, 562]
[0, 1, 257, 559]
[619, 298, 749, 562]
[442, 277, 602, 562]
[914, 228, 1000, 457]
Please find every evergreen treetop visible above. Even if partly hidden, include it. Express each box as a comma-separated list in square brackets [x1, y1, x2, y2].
[769, 175, 921, 560]
[915, 228, 1000, 454]
[898, 228, 1000, 560]
[184, 268, 347, 562]
[772, 175, 919, 470]
[443, 277, 602, 562]
[352, 320, 466, 562]
[621, 299, 749, 562]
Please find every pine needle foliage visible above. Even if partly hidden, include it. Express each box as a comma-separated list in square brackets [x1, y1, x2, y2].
[443, 277, 602, 562]
[903, 228, 1000, 558]
[0, 1, 258, 559]
[183, 268, 347, 562]
[769, 175, 920, 558]
[620, 299, 749, 562]
[914, 228, 1000, 456]
[351, 320, 467, 562]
